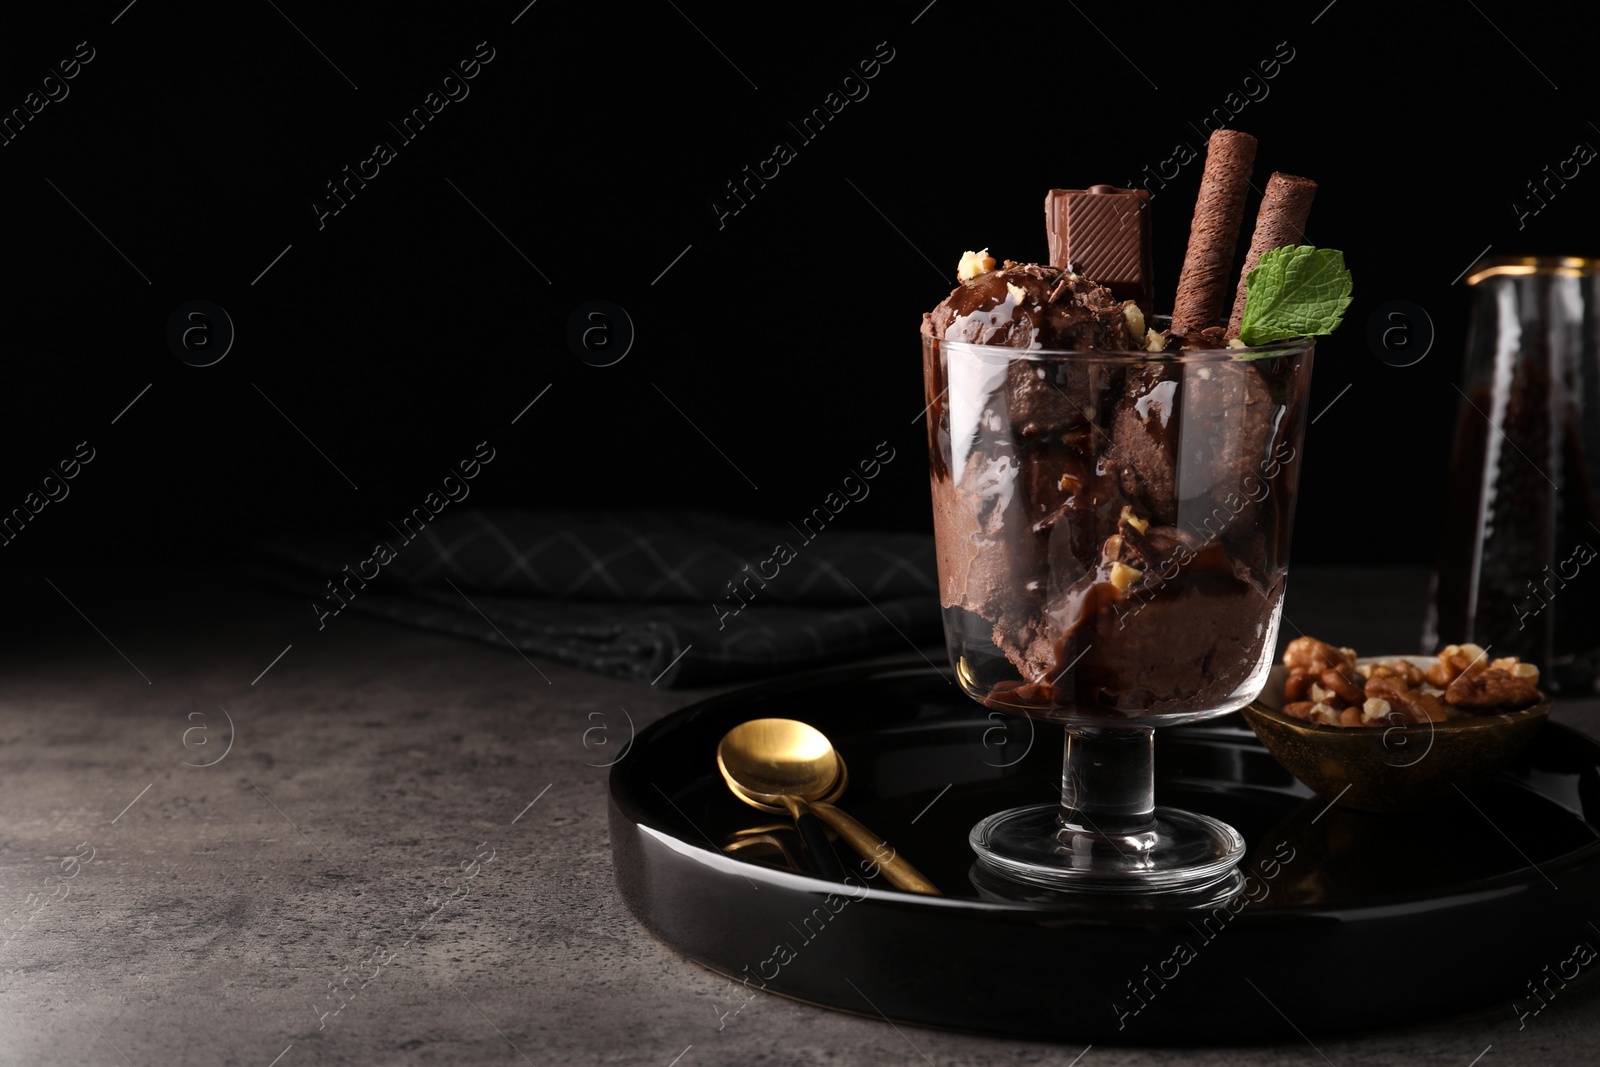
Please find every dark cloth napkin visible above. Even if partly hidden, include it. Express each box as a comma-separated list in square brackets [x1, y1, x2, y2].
[258, 509, 942, 687]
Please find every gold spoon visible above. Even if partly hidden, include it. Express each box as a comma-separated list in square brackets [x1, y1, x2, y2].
[717, 718, 940, 895]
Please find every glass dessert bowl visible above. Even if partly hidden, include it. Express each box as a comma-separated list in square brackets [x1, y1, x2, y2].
[924, 330, 1315, 891]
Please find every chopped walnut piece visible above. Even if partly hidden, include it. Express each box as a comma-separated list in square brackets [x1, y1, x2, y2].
[1366, 675, 1452, 723]
[1308, 702, 1342, 726]
[1427, 643, 1490, 687]
[1320, 666, 1365, 705]
[1490, 656, 1541, 683]
[956, 249, 997, 281]
[1444, 667, 1541, 710]
[1282, 700, 1316, 722]
[1283, 637, 1353, 674]
[1367, 658, 1427, 687]
[1122, 302, 1146, 340]
[1109, 561, 1144, 593]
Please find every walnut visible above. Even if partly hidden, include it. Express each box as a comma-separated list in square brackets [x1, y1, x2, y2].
[1109, 562, 1143, 593]
[1309, 702, 1342, 726]
[1367, 675, 1452, 723]
[1444, 667, 1541, 710]
[1368, 658, 1427, 687]
[957, 249, 996, 281]
[1320, 666, 1365, 705]
[1490, 656, 1541, 683]
[1426, 643, 1489, 688]
[1282, 700, 1316, 722]
[1283, 670, 1314, 703]
[1122, 302, 1146, 340]
[1363, 674, 1404, 705]
[1283, 637, 1353, 674]
[1281, 700, 1345, 726]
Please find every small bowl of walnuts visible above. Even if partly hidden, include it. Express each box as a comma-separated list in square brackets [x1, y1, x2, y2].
[1241, 637, 1552, 813]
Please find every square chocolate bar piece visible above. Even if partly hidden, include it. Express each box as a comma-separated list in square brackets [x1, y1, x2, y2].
[1045, 185, 1153, 315]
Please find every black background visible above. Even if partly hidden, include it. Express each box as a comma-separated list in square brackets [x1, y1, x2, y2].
[2, 1, 1594, 570]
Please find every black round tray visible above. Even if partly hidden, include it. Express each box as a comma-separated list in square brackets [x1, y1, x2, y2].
[609, 663, 1600, 1043]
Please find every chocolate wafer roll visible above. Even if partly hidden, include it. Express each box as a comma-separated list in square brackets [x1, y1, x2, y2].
[1225, 172, 1318, 338]
[1170, 129, 1257, 334]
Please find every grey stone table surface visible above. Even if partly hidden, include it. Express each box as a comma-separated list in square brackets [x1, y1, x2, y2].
[2, 567, 1596, 1066]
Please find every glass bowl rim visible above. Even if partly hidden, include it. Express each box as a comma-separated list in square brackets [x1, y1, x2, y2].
[1466, 255, 1600, 284]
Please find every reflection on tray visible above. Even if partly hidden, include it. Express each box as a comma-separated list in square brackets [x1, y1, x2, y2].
[722, 823, 806, 874]
[1250, 784, 1600, 907]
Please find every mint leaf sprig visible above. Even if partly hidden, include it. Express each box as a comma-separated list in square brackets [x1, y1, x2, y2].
[1237, 245, 1353, 347]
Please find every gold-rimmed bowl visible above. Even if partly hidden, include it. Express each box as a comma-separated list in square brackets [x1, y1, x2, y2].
[1241, 656, 1552, 813]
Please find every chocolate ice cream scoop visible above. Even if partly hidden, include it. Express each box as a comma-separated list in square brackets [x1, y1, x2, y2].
[924, 261, 1141, 351]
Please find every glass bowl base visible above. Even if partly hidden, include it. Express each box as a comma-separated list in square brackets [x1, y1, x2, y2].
[970, 803, 1245, 893]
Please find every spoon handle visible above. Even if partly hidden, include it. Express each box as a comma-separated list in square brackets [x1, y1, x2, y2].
[787, 800, 847, 882]
[808, 802, 940, 895]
